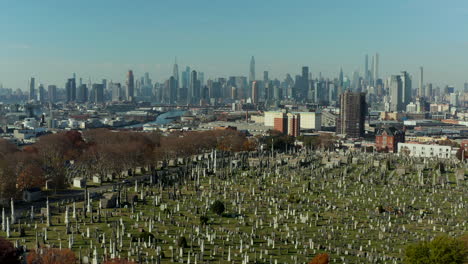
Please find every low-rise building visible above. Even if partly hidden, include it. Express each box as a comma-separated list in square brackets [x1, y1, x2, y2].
[375, 127, 405, 153]
[397, 142, 456, 159]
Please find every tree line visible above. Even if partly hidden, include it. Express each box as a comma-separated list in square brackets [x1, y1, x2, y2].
[0, 129, 256, 200]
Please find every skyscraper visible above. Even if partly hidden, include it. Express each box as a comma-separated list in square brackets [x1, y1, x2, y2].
[38, 84, 46, 103]
[419, 67, 424, 97]
[251, 81, 259, 104]
[401, 71, 412, 107]
[173, 58, 179, 87]
[29, 77, 35, 101]
[93, 84, 104, 103]
[165, 76, 177, 104]
[337, 91, 367, 138]
[339, 67, 344, 88]
[111, 82, 123, 102]
[126, 70, 134, 102]
[198, 72, 205, 87]
[77, 84, 88, 103]
[373, 53, 379, 85]
[208, 80, 222, 100]
[364, 54, 369, 84]
[189, 70, 200, 104]
[249, 56, 255, 84]
[390, 75, 403, 111]
[183, 66, 191, 89]
[389, 71, 411, 112]
[66, 78, 76, 102]
[302, 66, 309, 99]
[48, 85, 57, 103]
[426, 83, 433, 98]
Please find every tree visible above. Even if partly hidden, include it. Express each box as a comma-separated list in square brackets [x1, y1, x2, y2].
[210, 200, 225, 216]
[199, 215, 209, 226]
[0, 158, 17, 200]
[177, 236, 188, 248]
[34, 132, 81, 189]
[83, 129, 157, 179]
[16, 164, 45, 192]
[27, 248, 76, 264]
[0, 237, 20, 264]
[262, 130, 296, 152]
[309, 253, 329, 264]
[405, 235, 467, 264]
[242, 138, 258, 151]
[0, 139, 18, 156]
[214, 130, 246, 152]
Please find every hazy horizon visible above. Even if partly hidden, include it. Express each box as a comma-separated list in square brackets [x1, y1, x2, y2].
[1, 0, 467, 90]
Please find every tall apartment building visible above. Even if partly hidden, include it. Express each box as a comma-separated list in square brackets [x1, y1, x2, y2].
[287, 113, 300, 137]
[337, 91, 367, 138]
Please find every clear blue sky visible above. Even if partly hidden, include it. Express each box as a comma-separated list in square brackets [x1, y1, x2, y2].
[1, 0, 467, 90]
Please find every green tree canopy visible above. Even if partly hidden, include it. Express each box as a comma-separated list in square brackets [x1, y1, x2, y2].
[210, 200, 225, 216]
[405, 235, 467, 264]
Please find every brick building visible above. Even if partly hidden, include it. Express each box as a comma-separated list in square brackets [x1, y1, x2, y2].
[375, 127, 405, 153]
[273, 113, 301, 137]
[273, 113, 287, 134]
[287, 113, 300, 137]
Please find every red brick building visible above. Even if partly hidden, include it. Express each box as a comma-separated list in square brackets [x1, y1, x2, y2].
[273, 114, 287, 134]
[375, 127, 405, 153]
[273, 113, 301, 137]
[460, 140, 468, 160]
[287, 113, 300, 137]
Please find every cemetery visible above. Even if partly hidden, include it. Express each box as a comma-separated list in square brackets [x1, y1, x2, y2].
[1, 149, 467, 263]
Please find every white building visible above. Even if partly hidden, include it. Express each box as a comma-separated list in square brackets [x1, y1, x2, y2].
[297, 112, 321, 130]
[22, 118, 39, 129]
[397, 143, 455, 159]
[264, 111, 286, 127]
[406, 102, 417, 113]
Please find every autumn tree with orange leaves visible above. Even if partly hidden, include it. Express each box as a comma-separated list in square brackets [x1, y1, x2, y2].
[0, 128, 252, 197]
[0, 156, 16, 200]
[33, 131, 85, 189]
[309, 253, 329, 264]
[16, 164, 45, 192]
[0, 237, 20, 264]
[27, 248, 76, 264]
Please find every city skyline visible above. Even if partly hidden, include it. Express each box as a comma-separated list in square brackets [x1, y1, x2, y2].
[1, 0, 468, 89]
[4, 56, 466, 92]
